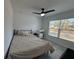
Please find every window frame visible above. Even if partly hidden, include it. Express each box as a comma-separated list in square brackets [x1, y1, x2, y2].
[48, 18, 74, 42]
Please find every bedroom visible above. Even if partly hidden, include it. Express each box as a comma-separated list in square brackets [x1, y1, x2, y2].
[4, 0, 74, 59]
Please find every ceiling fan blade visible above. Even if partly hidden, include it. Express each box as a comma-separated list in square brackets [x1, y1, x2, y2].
[32, 12, 41, 14]
[44, 9, 55, 13]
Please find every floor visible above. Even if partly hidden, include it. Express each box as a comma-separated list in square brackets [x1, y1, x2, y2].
[34, 40, 67, 59]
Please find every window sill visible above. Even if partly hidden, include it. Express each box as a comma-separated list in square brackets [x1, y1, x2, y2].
[48, 34, 74, 42]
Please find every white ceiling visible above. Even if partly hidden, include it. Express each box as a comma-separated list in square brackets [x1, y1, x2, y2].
[11, 0, 74, 16]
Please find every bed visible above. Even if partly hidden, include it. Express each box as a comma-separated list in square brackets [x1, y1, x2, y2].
[8, 30, 54, 59]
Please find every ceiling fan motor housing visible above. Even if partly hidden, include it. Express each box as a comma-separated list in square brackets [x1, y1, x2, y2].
[41, 8, 45, 13]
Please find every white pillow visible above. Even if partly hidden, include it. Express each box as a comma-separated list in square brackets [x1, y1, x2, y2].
[22, 30, 31, 36]
[17, 30, 32, 36]
[17, 30, 23, 35]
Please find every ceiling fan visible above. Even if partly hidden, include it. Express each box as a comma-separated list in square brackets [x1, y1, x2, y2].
[32, 8, 55, 16]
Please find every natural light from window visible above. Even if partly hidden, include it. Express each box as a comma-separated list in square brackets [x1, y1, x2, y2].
[49, 18, 74, 42]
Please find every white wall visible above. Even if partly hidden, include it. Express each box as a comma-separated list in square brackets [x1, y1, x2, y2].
[42, 10, 74, 49]
[4, 0, 13, 55]
[13, 8, 42, 33]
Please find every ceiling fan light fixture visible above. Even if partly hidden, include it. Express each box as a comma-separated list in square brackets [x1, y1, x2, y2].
[41, 13, 45, 16]
[33, 8, 55, 16]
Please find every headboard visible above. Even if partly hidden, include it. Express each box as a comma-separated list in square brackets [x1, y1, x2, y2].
[14, 29, 32, 35]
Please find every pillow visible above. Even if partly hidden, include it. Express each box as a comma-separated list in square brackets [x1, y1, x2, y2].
[22, 30, 32, 36]
[17, 30, 23, 35]
[17, 30, 32, 36]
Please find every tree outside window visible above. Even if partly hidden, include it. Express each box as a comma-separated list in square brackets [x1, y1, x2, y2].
[49, 18, 74, 42]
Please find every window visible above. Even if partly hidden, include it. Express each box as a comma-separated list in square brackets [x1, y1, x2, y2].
[49, 20, 60, 37]
[49, 18, 74, 42]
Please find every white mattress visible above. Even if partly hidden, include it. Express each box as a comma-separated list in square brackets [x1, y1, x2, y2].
[8, 34, 54, 59]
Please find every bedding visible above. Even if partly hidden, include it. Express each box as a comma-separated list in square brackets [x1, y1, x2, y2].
[14, 30, 32, 36]
[8, 34, 54, 59]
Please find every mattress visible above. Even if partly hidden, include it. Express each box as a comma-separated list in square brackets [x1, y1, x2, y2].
[8, 34, 54, 59]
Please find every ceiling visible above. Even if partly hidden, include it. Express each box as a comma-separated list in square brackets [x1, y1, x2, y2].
[11, 0, 74, 16]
